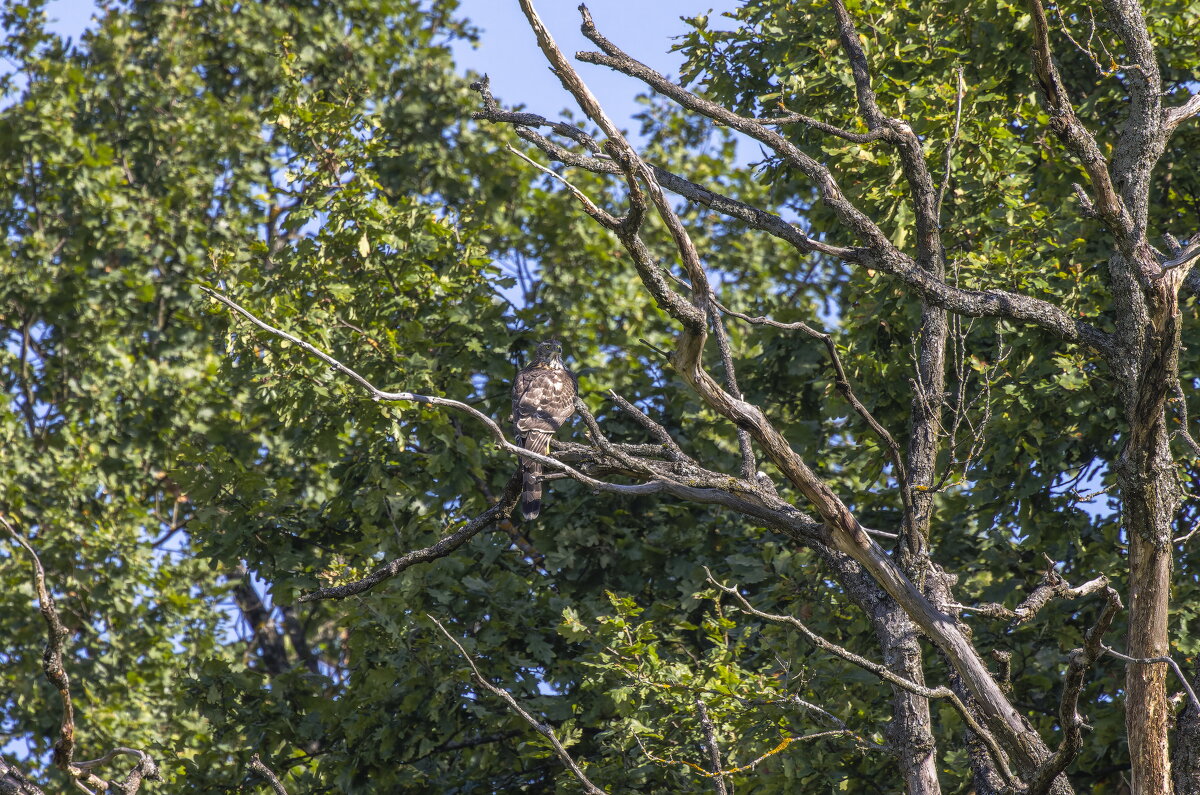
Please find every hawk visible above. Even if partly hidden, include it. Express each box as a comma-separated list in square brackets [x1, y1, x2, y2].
[511, 340, 576, 520]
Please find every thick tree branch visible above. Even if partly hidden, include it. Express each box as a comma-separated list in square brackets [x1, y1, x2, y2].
[494, 7, 1080, 781]
[0, 757, 45, 795]
[248, 755, 290, 795]
[1027, 0, 1131, 240]
[1025, 587, 1122, 794]
[704, 292, 909, 501]
[694, 699, 729, 795]
[828, 0, 943, 271]
[474, 87, 1115, 364]
[206, 289, 850, 598]
[1164, 91, 1200, 133]
[1096, 0, 1165, 232]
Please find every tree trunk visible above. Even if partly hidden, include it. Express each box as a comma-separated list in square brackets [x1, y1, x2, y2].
[1118, 263, 1184, 794]
[1173, 670, 1200, 794]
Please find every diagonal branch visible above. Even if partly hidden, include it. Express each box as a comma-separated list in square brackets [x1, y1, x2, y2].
[0, 514, 161, 795]
[1027, 0, 1131, 240]
[498, 7, 1080, 780]
[430, 616, 609, 795]
[709, 312, 756, 480]
[706, 570, 1015, 787]
[701, 290, 908, 500]
[828, 0, 942, 270]
[565, 11, 1115, 362]
[0, 756, 46, 795]
[1165, 91, 1200, 133]
[299, 471, 523, 602]
[205, 288, 849, 587]
[248, 754, 290, 795]
[1025, 586, 1122, 794]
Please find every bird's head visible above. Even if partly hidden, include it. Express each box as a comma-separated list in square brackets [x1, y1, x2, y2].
[533, 339, 565, 369]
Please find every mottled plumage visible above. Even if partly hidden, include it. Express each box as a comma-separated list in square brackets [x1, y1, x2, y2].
[512, 340, 576, 520]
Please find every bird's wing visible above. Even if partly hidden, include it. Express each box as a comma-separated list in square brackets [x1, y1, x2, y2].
[514, 369, 575, 437]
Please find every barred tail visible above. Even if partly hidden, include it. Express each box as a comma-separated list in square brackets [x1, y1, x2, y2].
[520, 431, 553, 521]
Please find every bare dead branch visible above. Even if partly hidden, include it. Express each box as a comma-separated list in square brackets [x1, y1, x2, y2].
[606, 390, 691, 463]
[1165, 92, 1200, 133]
[694, 699, 729, 795]
[1102, 645, 1200, 715]
[470, 74, 602, 153]
[1025, 586, 1122, 794]
[473, 79, 1115, 365]
[0, 517, 77, 769]
[430, 616, 609, 795]
[0, 757, 46, 795]
[0, 514, 161, 795]
[487, 119, 854, 260]
[504, 144, 619, 228]
[828, 0, 943, 271]
[953, 562, 1110, 630]
[485, 8, 1080, 780]
[1027, 0, 1131, 240]
[707, 569, 1015, 786]
[703, 291, 909, 500]
[248, 754, 290, 795]
[204, 287, 682, 495]
[1163, 238, 1200, 271]
[936, 66, 966, 223]
[206, 289, 848, 592]
[749, 107, 887, 143]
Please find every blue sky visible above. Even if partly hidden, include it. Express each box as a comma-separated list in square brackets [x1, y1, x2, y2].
[42, 0, 740, 137]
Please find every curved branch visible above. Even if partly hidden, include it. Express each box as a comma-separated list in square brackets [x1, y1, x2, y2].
[0, 515, 161, 795]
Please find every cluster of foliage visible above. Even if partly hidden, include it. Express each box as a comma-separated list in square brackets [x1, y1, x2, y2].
[2, 0, 1199, 792]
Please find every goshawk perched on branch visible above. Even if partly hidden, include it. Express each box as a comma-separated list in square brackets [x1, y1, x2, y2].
[511, 340, 576, 520]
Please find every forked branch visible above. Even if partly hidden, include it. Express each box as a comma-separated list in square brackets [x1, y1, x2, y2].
[706, 569, 1015, 787]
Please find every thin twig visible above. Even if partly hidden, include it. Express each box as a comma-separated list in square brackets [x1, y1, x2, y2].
[504, 144, 619, 228]
[936, 66, 966, 223]
[1102, 645, 1200, 715]
[429, 617, 609, 795]
[299, 472, 522, 601]
[606, 390, 691, 463]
